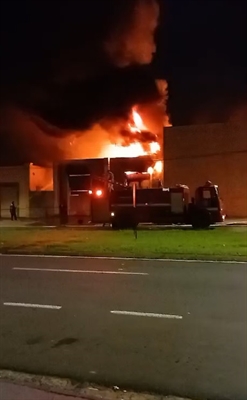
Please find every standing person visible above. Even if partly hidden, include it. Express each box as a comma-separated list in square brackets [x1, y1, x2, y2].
[10, 201, 17, 221]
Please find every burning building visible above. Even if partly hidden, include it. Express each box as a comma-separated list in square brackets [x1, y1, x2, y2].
[0, 88, 169, 220]
[53, 102, 168, 224]
[0, 0, 169, 219]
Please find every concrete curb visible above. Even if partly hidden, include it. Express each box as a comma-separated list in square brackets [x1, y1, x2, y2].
[1, 253, 246, 264]
[0, 220, 247, 229]
[0, 370, 194, 400]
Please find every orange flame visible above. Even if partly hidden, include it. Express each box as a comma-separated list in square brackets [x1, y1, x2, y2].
[132, 109, 146, 130]
[154, 160, 163, 173]
[102, 142, 148, 158]
[67, 107, 162, 160]
[147, 160, 163, 176]
[101, 108, 160, 158]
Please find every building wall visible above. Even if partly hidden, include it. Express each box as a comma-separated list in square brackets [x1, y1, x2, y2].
[0, 165, 30, 217]
[29, 191, 55, 218]
[164, 122, 247, 217]
[29, 164, 55, 218]
[29, 165, 53, 191]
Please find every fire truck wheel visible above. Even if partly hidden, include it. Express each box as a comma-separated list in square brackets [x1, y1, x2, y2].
[191, 209, 211, 229]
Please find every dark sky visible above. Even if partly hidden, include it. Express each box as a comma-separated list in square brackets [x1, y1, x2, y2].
[0, 0, 246, 164]
[156, 0, 246, 123]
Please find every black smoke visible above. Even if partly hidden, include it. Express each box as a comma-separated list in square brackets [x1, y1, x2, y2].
[13, 66, 161, 133]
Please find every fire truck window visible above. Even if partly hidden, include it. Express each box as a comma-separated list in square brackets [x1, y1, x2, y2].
[203, 190, 211, 199]
[211, 188, 219, 206]
[171, 192, 184, 214]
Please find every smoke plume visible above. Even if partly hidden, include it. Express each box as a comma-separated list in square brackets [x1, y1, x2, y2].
[105, 0, 159, 66]
[0, 0, 164, 164]
[0, 107, 66, 165]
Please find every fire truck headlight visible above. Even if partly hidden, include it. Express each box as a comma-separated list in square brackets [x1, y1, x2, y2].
[88, 190, 93, 195]
[96, 189, 103, 197]
[111, 212, 115, 217]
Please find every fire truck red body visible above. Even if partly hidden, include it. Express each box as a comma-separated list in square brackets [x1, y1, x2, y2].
[91, 176, 225, 229]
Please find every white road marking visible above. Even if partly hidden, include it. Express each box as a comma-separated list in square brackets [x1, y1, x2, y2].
[3, 302, 61, 310]
[13, 267, 148, 276]
[1, 254, 245, 264]
[110, 310, 183, 319]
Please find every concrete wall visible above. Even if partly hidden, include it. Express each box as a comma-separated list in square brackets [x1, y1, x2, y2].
[164, 123, 247, 217]
[0, 165, 30, 217]
[29, 191, 55, 218]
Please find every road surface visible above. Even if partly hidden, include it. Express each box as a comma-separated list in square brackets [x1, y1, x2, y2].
[0, 255, 246, 400]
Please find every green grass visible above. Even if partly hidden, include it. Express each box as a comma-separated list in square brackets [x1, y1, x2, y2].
[0, 226, 247, 261]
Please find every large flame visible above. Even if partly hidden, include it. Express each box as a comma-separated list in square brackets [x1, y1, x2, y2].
[100, 107, 160, 158]
[66, 106, 163, 160]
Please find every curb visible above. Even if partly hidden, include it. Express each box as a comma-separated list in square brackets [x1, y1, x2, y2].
[0, 370, 194, 400]
[0, 253, 246, 264]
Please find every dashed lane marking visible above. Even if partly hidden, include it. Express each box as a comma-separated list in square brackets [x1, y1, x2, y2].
[13, 267, 148, 275]
[110, 310, 183, 319]
[3, 302, 61, 310]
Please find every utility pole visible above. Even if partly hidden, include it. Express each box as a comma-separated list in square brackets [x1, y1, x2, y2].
[132, 183, 137, 239]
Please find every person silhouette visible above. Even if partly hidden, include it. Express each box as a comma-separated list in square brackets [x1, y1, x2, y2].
[10, 201, 17, 220]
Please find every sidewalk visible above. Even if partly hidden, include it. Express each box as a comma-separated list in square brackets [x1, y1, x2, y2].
[0, 370, 190, 400]
[0, 380, 189, 400]
[0, 381, 88, 400]
[0, 218, 247, 228]
[0, 219, 57, 228]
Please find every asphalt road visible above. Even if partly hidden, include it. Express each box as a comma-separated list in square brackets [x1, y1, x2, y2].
[0, 255, 246, 400]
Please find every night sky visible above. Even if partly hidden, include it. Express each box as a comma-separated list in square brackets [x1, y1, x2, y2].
[0, 0, 246, 163]
[157, 0, 246, 124]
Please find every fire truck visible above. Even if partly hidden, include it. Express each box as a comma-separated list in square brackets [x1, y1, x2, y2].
[90, 172, 225, 229]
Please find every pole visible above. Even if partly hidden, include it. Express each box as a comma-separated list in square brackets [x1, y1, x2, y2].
[133, 183, 136, 208]
[132, 183, 137, 239]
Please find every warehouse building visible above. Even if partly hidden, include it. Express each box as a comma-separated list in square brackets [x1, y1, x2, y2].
[164, 121, 247, 217]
